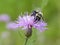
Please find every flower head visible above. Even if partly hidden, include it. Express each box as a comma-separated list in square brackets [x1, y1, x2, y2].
[16, 15, 34, 29]
[0, 14, 10, 22]
[17, 15, 47, 32]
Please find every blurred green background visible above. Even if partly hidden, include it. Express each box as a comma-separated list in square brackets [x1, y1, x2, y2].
[0, 0, 60, 45]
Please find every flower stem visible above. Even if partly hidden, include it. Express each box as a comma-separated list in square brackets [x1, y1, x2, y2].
[24, 37, 28, 45]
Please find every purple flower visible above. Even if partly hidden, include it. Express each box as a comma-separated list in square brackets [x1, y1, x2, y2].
[6, 22, 18, 30]
[0, 14, 10, 22]
[16, 15, 47, 32]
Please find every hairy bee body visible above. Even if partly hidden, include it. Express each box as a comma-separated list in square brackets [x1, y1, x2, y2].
[31, 10, 43, 23]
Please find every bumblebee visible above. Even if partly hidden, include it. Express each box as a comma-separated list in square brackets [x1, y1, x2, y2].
[31, 9, 44, 23]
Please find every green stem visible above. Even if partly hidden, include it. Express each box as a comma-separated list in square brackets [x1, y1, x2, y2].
[24, 37, 28, 45]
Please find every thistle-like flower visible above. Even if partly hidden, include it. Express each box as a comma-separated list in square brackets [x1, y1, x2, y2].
[6, 12, 47, 45]
[17, 15, 47, 32]
[0, 14, 10, 22]
[16, 14, 47, 45]
[16, 15, 47, 39]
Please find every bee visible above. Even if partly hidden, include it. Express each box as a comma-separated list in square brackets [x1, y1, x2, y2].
[31, 9, 44, 23]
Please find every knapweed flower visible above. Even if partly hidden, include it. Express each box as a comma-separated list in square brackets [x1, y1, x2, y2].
[0, 14, 10, 22]
[16, 15, 47, 32]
